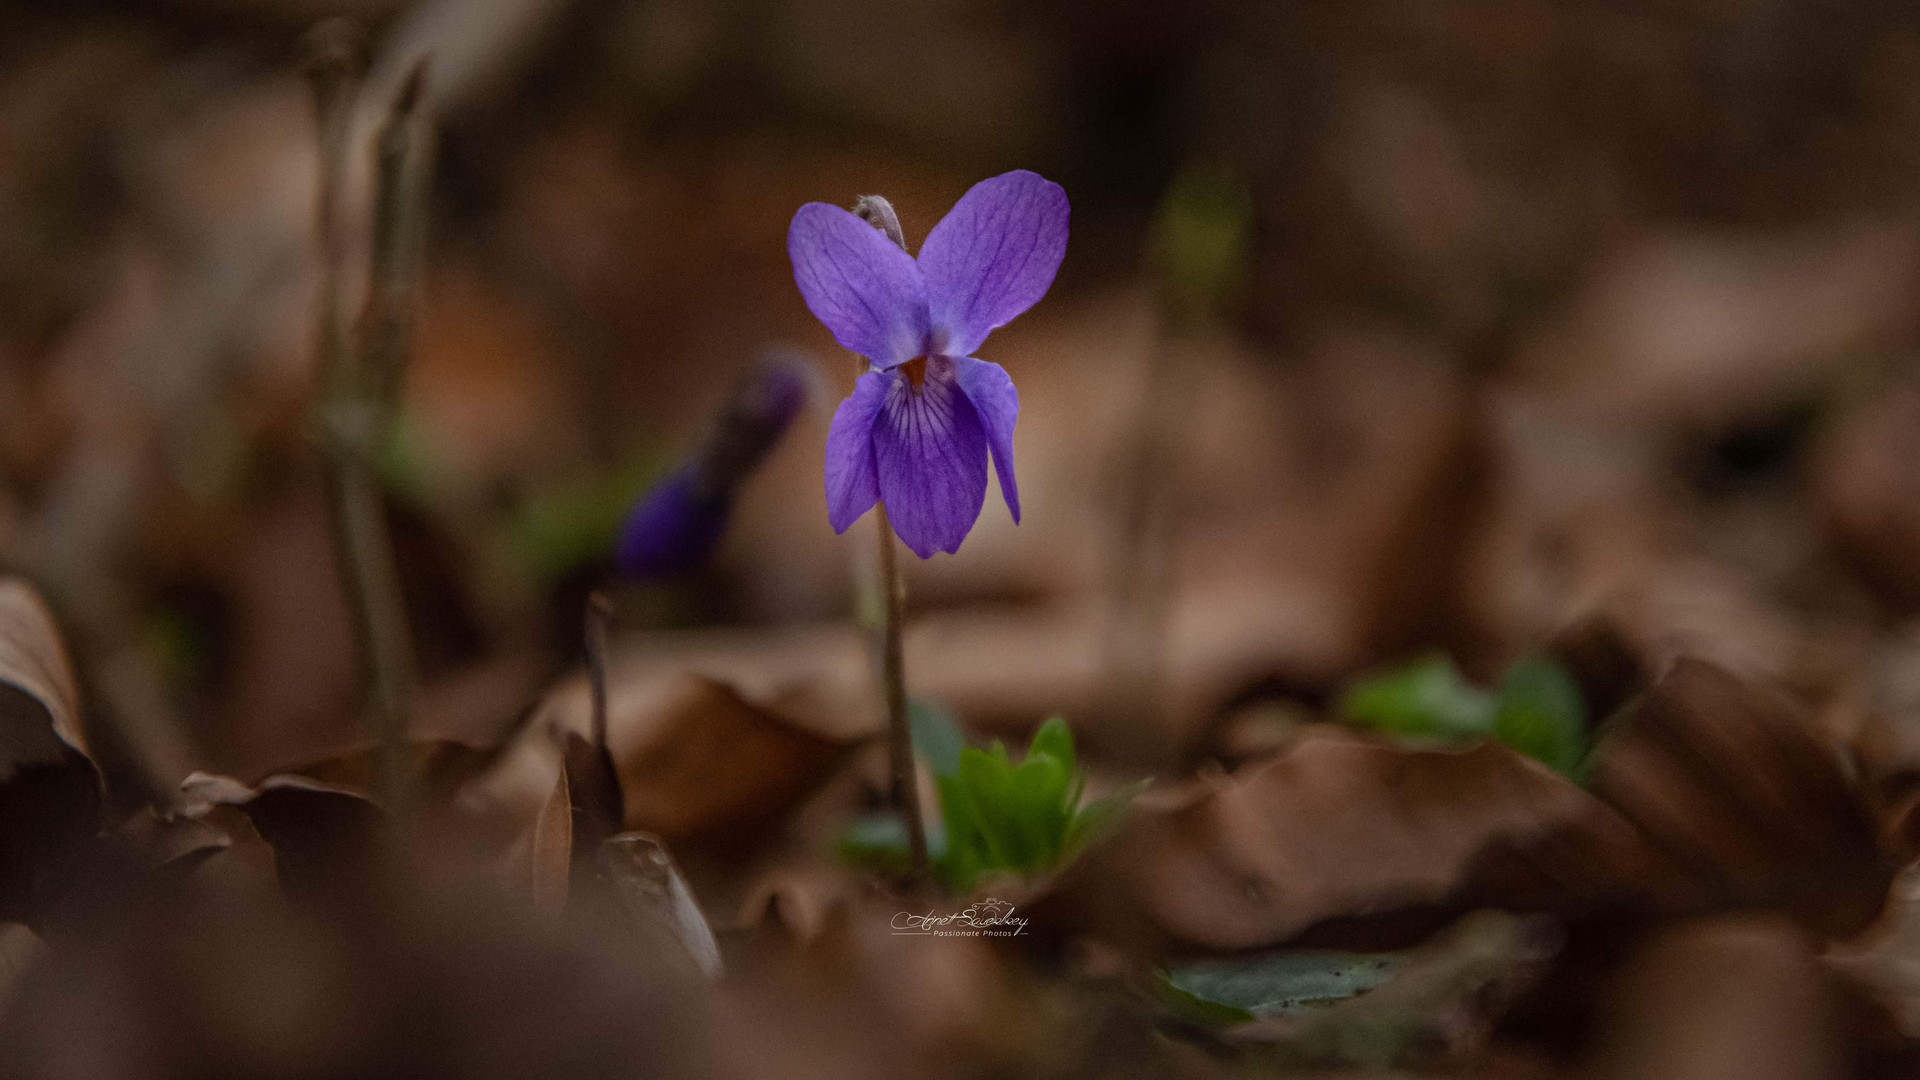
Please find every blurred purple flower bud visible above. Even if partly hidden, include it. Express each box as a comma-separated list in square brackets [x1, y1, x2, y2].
[614, 350, 815, 578]
[614, 465, 727, 578]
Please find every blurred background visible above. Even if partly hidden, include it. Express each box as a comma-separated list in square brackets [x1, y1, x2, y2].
[7, 0, 1920, 785]
[8, 0, 1920, 1076]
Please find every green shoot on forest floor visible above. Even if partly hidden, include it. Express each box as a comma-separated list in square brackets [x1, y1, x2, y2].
[841, 709, 1138, 893]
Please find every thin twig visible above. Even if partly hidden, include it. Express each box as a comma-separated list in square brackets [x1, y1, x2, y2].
[585, 591, 614, 753]
[850, 194, 928, 879]
[310, 51, 431, 815]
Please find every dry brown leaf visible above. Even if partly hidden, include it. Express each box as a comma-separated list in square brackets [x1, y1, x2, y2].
[0, 578, 86, 756]
[274, 738, 495, 807]
[541, 668, 858, 847]
[0, 578, 101, 924]
[188, 730, 575, 913]
[1585, 658, 1890, 936]
[1519, 222, 1920, 427]
[188, 772, 386, 903]
[113, 803, 232, 869]
[1050, 726, 1597, 952]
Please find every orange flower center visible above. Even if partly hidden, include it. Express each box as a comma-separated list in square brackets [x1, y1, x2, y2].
[901, 355, 928, 390]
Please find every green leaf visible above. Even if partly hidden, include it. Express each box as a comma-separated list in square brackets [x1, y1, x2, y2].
[1006, 752, 1072, 868]
[1165, 950, 1405, 1019]
[909, 698, 968, 777]
[1492, 657, 1587, 776]
[1340, 654, 1495, 739]
[869, 716, 1142, 894]
[1027, 716, 1075, 768]
[957, 740, 1070, 873]
[956, 744, 1021, 870]
[935, 771, 988, 892]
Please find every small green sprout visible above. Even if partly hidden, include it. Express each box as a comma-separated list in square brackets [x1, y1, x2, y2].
[840, 708, 1137, 893]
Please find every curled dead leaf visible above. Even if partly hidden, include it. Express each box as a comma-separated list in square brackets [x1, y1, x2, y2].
[0, 578, 101, 925]
[0, 579, 87, 756]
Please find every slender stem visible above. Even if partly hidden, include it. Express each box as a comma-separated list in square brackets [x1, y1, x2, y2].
[310, 53, 430, 814]
[873, 503, 927, 876]
[585, 591, 614, 753]
[851, 193, 927, 879]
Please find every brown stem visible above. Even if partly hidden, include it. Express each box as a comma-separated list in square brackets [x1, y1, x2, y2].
[872, 503, 928, 877]
[584, 591, 614, 753]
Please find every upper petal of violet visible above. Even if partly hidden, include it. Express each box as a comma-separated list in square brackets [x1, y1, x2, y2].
[871, 362, 990, 557]
[951, 356, 1020, 523]
[789, 202, 932, 368]
[917, 170, 1069, 357]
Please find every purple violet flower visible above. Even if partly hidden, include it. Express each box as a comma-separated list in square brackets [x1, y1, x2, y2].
[788, 170, 1069, 558]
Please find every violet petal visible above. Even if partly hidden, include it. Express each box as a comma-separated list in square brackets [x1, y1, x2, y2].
[951, 356, 1020, 523]
[824, 369, 890, 533]
[788, 203, 931, 367]
[872, 363, 989, 557]
[917, 170, 1069, 356]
